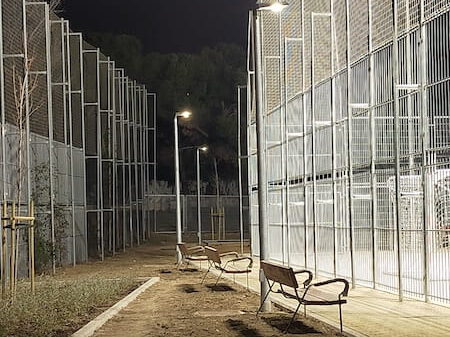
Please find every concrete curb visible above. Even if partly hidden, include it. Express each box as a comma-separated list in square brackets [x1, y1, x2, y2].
[72, 277, 160, 337]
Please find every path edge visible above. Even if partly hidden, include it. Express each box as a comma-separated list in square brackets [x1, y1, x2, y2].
[72, 277, 160, 337]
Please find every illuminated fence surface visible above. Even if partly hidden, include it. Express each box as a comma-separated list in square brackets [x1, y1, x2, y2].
[247, 0, 450, 304]
[0, 0, 157, 276]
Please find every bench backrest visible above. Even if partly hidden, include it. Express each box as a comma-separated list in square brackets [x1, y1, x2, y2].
[261, 260, 299, 289]
[205, 246, 221, 264]
[177, 243, 189, 256]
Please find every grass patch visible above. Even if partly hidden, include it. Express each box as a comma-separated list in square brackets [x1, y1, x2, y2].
[0, 276, 137, 337]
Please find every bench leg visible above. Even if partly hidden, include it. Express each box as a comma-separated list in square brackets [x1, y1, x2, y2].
[201, 266, 211, 284]
[339, 302, 343, 333]
[214, 270, 224, 286]
[176, 258, 184, 270]
[284, 302, 302, 334]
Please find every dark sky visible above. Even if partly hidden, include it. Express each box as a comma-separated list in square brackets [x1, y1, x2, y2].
[63, 0, 255, 53]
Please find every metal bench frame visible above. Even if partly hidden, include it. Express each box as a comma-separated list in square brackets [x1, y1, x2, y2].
[176, 243, 208, 269]
[258, 260, 349, 333]
[202, 246, 253, 289]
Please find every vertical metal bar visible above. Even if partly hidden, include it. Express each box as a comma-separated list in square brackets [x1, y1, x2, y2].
[133, 82, 140, 245]
[197, 148, 202, 245]
[64, 21, 76, 266]
[330, 2, 338, 278]
[254, 9, 271, 312]
[110, 60, 116, 254]
[95, 50, 104, 261]
[283, 37, 290, 266]
[237, 86, 244, 254]
[78, 34, 88, 261]
[152, 93, 157, 234]
[139, 87, 145, 242]
[392, 0, 404, 301]
[368, 0, 378, 288]
[301, 0, 308, 269]
[419, 0, 429, 303]
[345, 0, 356, 288]
[0, 0, 7, 288]
[311, 13, 318, 279]
[22, 0, 32, 220]
[174, 114, 182, 262]
[126, 78, 133, 247]
[44, 5, 56, 274]
[278, 9, 287, 266]
[120, 70, 126, 250]
[405, 0, 414, 170]
[141, 88, 146, 241]
[141, 90, 146, 240]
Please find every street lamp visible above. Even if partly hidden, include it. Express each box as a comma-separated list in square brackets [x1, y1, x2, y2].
[252, 0, 288, 312]
[196, 145, 208, 245]
[174, 110, 192, 263]
[256, 0, 289, 12]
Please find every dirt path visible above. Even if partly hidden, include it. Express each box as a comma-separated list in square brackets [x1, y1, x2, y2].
[58, 238, 340, 337]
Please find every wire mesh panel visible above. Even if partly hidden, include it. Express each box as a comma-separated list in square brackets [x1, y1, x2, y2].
[247, 0, 450, 305]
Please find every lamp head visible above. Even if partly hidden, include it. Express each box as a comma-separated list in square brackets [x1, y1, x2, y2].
[177, 110, 192, 119]
[257, 0, 289, 12]
[199, 145, 209, 153]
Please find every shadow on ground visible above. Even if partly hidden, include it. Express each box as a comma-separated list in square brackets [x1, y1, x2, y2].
[179, 267, 199, 272]
[262, 315, 320, 334]
[179, 284, 200, 293]
[226, 319, 264, 337]
[205, 283, 236, 292]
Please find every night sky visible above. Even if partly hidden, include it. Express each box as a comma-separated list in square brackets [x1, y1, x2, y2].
[64, 0, 256, 53]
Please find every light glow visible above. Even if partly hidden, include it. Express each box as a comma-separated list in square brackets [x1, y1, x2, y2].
[177, 110, 192, 119]
[258, 0, 289, 12]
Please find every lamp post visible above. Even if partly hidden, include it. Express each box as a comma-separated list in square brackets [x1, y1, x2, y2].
[196, 145, 208, 245]
[253, 0, 289, 313]
[174, 110, 192, 263]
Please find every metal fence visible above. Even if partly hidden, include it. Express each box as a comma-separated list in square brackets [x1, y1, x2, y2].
[0, 0, 157, 280]
[247, 0, 450, 305]
[148, 194, 250, 239]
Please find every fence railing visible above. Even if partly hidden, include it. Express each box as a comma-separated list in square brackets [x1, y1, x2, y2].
[146, 195, 250, 240]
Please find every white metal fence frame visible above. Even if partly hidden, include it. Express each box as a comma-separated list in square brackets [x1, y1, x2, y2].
[0, 0, 158, 282]
[247, 0, 450, 305]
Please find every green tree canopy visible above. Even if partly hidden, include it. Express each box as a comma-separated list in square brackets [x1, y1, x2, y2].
[85, 33, 246, 192]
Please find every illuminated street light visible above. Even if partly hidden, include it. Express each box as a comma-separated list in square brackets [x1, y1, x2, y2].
[174, 110, 192, 263]
[256, 0, 289, 12]
[176, 110, 192, 119]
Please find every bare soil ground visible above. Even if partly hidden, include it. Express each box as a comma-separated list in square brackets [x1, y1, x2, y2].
[54, 235, 341, 337]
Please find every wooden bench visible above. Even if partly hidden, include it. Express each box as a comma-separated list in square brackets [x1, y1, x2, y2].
[176, 243, 208, 269]
[259, 260, 349, 333]
[202, 246, 253, 289]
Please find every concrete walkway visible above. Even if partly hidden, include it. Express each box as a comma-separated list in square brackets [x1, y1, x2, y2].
[195, 258, 450, 337]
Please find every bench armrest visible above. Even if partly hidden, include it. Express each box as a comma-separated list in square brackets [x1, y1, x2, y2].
[187, 246, 205, 255]
[219, 251, 239, 258]
[225, 256, 253, 269]
[311, 278, 349, 297]
[293, 269, 313, 287]
[187, 245, 204, 251]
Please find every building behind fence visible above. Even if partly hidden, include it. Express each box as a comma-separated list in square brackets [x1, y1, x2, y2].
[0, 0, 157, 277]
[247, 0, 450, 305]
